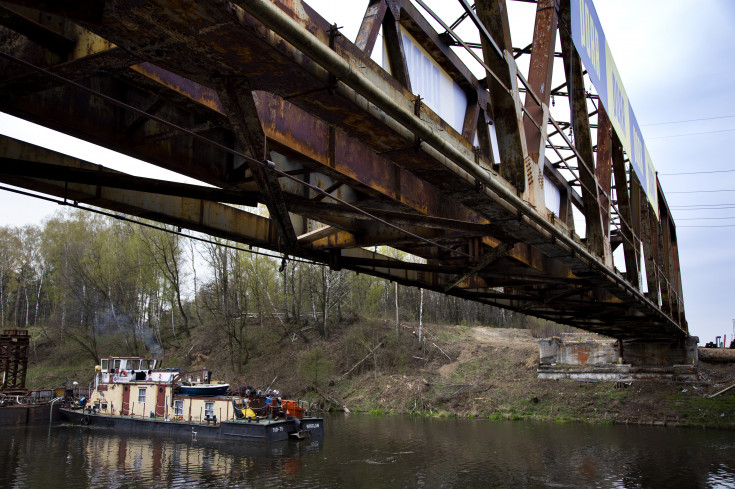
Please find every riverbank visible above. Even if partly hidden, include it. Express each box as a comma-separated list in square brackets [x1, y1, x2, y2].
[321, 325, 735, 429]
[24, 321, 735, 429]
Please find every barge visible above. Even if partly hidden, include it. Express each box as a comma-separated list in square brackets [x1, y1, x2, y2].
[60, 357, 324, 442]
[1, 329, 64, 426]
[0, 391, 63, 426]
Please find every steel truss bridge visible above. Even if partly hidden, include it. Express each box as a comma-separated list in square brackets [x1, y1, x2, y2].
[0, 0, 687, 341]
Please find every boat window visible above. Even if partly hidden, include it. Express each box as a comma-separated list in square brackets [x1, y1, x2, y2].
[114, 359, 121, 371]
[205, 402, 214, 418]
[140, 359, 151, 370]
[100, 359, 108, 371]
[129, 359, 140, 370]
[174, 400, 184, 416]
[138, 388, 147, 403]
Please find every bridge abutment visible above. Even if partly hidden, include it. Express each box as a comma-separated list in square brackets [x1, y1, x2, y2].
[537, 334, 699, 381]
[620, 337, 698, 367]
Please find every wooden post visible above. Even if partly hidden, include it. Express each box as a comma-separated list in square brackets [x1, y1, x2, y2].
[395, 282, 399, 334]
[419, 288, 424, 343]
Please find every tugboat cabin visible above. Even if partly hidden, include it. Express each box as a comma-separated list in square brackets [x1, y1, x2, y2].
[95, 357, 227, 421]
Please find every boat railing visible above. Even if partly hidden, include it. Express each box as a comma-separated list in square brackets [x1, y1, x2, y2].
[0, 388, 75, 406]
[68, 386, 92, 399]
[28, 389, 56, 403]
[297, 399, 312, 415]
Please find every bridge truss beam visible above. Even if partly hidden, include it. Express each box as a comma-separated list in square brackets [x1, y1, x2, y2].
[0, 0, 686, 340]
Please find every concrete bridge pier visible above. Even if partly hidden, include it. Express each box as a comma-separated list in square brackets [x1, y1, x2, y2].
[537, 334, 699, 381]
[620, 336, 699, 368]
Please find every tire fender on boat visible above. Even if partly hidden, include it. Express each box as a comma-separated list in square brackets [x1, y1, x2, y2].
[81, 416, 90, 426]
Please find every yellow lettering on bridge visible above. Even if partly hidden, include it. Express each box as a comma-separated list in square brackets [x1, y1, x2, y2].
[579, 0, 600, 79]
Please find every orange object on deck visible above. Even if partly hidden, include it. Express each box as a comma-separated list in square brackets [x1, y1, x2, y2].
[281, 400, 305, 419]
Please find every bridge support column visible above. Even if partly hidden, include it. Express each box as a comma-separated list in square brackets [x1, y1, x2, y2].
[620, 337, 698, 367]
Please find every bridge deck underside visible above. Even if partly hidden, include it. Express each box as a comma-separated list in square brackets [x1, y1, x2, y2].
[0, 0, 686, 340]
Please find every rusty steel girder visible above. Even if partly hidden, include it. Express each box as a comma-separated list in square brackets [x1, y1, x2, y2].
[1, 329, 29, 392]
[0, 0, 686, 339]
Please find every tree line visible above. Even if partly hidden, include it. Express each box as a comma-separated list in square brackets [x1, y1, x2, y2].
[1, 209, 549, 372]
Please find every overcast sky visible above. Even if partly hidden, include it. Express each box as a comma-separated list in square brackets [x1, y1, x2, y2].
[1, 0, 733, 344]
[592, 0, 735, 345]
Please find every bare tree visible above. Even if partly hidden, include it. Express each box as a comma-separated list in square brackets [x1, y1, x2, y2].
[135, 224, 190, 338]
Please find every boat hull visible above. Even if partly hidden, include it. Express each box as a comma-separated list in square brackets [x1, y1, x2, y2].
[60, 408, 324, 442]
[0, 403, 61, 426]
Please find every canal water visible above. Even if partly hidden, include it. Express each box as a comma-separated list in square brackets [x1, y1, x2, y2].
[1, 413, 733, 488]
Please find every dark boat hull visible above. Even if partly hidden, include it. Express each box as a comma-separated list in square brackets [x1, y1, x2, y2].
[0, 403, 61, 426]
[60, 408, 324, 442]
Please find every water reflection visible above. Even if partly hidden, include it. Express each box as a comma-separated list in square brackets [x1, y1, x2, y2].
[77, 433, 319, 487]
[0, 425, 321, 488]
[0, 415, 733, 488]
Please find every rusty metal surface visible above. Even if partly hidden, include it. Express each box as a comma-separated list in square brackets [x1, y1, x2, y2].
[558, 0, 605, 258]
[523, 0, 557, 163]
[596, 106, 613, 239]
[474, 0, 529, 194]
[0, 0, 687, 340]
[1, 329, 29, 391]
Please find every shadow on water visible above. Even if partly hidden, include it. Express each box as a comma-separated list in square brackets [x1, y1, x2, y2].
[0, 414, 733, 488]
